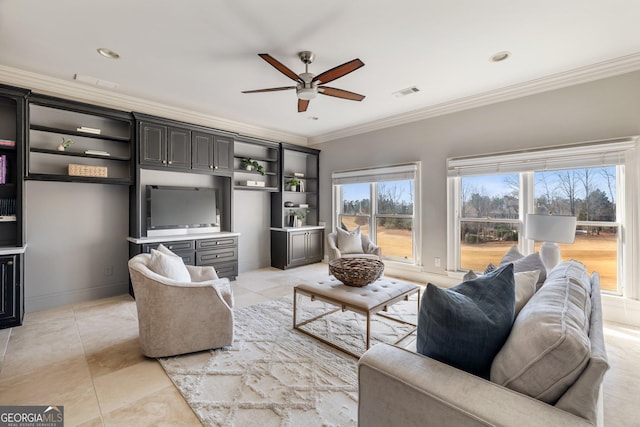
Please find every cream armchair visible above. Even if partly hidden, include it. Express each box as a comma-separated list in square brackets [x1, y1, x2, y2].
[128, 253, 234, 358]
[327, 232, 382, 262]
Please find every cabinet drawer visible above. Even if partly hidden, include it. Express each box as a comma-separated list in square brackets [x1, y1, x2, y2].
[211, 261, 238, 280]
[196, 237, 237, 250]
[142, 240, 195, 253]
[196, 247, 238, 265]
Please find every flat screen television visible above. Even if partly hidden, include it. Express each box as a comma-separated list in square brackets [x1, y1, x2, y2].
[146, 185, 219, 235]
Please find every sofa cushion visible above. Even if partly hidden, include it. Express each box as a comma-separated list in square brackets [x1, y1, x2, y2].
[499, 246, 547, 288]
[149, 249, 191, 283]
[336, 226, 363, 254]
[417, 263, 515, 379]
[464, 269, 540, 316]
[490, 260, 592, 404]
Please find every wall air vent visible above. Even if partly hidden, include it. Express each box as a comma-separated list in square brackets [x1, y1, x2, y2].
[393, 86, 420, 98]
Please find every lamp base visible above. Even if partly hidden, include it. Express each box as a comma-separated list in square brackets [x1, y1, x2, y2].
[539, 242, 561, 272]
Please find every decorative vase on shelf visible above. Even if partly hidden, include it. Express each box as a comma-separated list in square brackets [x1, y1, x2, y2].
[290, 185, 297, 192]
[245, 165, 254, 171]
[57, 144, 66, 151]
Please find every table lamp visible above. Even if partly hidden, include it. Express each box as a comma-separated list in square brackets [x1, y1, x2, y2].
[525, 214, 577, 271]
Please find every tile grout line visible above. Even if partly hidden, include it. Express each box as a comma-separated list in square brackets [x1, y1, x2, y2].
[72, 305, 106, 427]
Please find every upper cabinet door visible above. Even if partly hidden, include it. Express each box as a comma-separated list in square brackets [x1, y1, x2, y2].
[213, 135, 233, 174]
[166, 127, 191, 169]
[139, 122, 166, 166]
[191, 131, 215, 172]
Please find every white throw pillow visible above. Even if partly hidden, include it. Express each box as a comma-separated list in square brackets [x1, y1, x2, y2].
[149, 249, 191, 283]
[336, 226, 363, 254]
[156, 243, 179, 257]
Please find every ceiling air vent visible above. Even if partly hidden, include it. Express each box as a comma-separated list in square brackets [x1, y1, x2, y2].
[393, 86, 420, 98]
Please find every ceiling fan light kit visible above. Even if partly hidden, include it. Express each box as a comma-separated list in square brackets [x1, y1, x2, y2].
[242, 51, 365, 112]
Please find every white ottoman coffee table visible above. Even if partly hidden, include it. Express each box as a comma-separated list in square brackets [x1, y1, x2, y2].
[293, 275, 420, 358]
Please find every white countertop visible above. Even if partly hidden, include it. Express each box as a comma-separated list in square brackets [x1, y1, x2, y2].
[270, 226, 326, 232]
[127, 232, 240, 244]
[0, 245, 27, 255]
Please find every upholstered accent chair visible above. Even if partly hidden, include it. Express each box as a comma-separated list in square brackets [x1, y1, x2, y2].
[128, 253, 234, 357]
[327, 230, 382, 262]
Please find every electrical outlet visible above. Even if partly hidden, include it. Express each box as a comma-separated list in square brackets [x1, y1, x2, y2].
[104, 265, 113, 276]
[434, 257, 441, 268]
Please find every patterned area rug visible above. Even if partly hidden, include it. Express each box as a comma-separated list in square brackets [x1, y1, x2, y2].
[159, 295, 417, 427]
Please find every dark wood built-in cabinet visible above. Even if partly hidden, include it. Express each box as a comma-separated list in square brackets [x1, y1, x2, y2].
[270, 144, 323, 269]
[233, 136, 280, 191]
[135, 113, 233, 175]
[27, 94, 134, 185]
[271, 228, 323, 269]
[0, 84, 27, 329]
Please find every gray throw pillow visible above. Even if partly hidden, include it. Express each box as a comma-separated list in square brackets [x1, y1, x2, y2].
[336, 226, 363, 254]
[499, 246, 547, 288]
[463, 268, 539, 316]
[416, 263, 516, 379]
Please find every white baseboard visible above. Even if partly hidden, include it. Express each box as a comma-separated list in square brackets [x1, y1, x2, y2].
[25, 282, 129, 313]
[601, 294, 640, 327]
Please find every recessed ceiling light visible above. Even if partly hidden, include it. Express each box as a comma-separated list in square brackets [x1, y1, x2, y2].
[490, 51, 511, 62]
[97, 48, 120, 59]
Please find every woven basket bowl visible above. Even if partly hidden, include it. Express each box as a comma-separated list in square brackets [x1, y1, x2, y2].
[329, 257, 385, 287]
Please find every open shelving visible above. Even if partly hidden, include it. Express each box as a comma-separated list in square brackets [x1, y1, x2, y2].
[27, 95, 133, 185]
[233, 136, 280, 191]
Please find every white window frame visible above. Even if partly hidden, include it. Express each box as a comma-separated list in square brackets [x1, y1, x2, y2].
[332, 163, 421, 266]
[447, 137, 638, 299]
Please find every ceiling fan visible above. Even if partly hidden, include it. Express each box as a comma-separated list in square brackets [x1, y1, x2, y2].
[242, 51, 365, 112]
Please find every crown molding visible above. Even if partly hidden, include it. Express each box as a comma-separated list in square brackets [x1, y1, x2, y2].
[308, 51, 640, 145]
[0, 65, 308, 146]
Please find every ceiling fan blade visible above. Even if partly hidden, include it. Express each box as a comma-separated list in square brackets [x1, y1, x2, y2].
[242, 86, 296, 94]
[298, 99, 309, 113]
[312, 58, 364, 85]
[258, 53, 302, 82]
[319, 86, 365, 101]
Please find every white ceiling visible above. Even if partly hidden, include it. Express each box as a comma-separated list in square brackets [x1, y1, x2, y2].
[2, 0, 640, 144]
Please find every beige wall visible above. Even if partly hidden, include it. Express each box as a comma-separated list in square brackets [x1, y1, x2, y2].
[313, 70, 640, 275]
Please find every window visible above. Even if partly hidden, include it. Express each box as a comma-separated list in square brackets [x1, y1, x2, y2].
[448, 138, 638, 296]
[333, 163, 420, 264]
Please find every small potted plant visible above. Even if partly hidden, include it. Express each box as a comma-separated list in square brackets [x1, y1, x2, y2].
[57, 137, 74, 151]
[241, 158, 265, 176]
[287, 177, 300, 192]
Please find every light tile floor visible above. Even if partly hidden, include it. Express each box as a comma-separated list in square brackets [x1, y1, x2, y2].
[0, 262, 638, 426]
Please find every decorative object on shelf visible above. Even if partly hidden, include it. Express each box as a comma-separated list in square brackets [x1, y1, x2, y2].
[241, 158, 265, 175]
[242, 180, 266, 187]
[525, 213, 577, 271]
[288, 208, 307, 227]
[76, 126, 101, 135]
[287, 177, 300, 192]
[293, 172, 305, 177]
[0, 139, 16, 148]
[68, 164, 108, 178]
[329, 257, 384, 287]
[284, 201, 295, 207]
[57, 137, 74, 151]
[84, 150, 110, 156]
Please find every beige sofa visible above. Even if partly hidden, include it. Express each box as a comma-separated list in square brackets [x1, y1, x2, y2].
[327, 231, 382, 261]
[358, 262, 608, 427]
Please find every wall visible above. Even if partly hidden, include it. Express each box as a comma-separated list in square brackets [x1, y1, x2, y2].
[25, 181, 130, 312]
[314, 71, 640, 277]
[233, 190, 271, 271]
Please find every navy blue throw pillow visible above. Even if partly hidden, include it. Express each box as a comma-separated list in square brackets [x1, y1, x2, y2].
[416, 263, 516, 379]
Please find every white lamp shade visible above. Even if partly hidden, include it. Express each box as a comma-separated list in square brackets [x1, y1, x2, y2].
[525, 214, 577, 244]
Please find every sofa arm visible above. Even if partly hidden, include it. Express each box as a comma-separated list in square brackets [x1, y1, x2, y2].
[358, 344, 592, 427]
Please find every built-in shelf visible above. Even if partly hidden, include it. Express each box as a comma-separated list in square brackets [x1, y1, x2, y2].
[233, 137, 280, 192]
[27, 94, 134, 185]
[30, 124, 130, 143]
[25, 173, 131, 185]
[30, 147, 130, 161]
